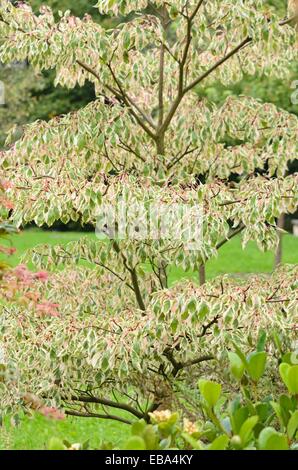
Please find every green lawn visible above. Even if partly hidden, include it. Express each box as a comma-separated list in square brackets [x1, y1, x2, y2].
[1, 228, 298, 449]
[0, 413, 127, 450]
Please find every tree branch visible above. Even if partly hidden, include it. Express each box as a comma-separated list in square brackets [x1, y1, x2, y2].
[53, 247, 135, 292]
[279, 14, 298, 26]
[76, 59, 122, 102]
[182, 354, 215, 369]
[164, 347, 215, 377]
[158, 41, 165, 128]
[216, 224, 245, 250]
[199, 315, 220, 338]
[0, 13, 10, 28]
[158, 1, 205, 135]
[107, 63, 157, 138]
[159, 13, 298, 134]
[71, 395, 145, 420]
[117, 138, 146, 163]
[77, 60, 156, 138]
[158, 17, 166, 128]
[167, 144, 200, 170]
[112, 241, 146, 312]
[2, 7, 297, 145]
[65, 409, 132, 425]
[184, 37, 251, 94]
[184, 14, 298, 94]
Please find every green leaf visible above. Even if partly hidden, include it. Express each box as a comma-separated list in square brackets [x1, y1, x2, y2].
[287, 366, 298, 395]
[208, 434, 229, 450]
[232, 343, 249, 368]
[279, 363, 291, 389]
[198, 302, 209, 320]
[198, 379, 222, 408]
[256, 330, 266, 352]
[258, 428, 289, 450]
[170, 317, 179, 333]
[143, 425, 158, 450]
[48, 437, 65, 450]
[229, 403, 250, 435]
[131, 419, 146, 436]
[280, 364, 298, 395]
[270, 401, 284, 428]
[169, 5, 179, 19]
[181, 433, 204, 450]
[279, 395, 294, 427]
[124, 436, 146, 450]
[239, 416, 259, 447]
[272, 331, 283, 355]
[287, 410, 298, 440]
[228, 352, 245, 381]
[247, 352, 267, 382]
[281, 352, 294, 365]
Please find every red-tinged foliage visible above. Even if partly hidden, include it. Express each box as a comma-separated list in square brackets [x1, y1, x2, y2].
[39, 406, 65, 420]
[36, 301, 60, 318]
[1, 178, 58, 318]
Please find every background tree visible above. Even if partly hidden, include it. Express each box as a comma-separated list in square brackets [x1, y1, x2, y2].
[0, 0, 297, 423]
[0, 0, 103, 148]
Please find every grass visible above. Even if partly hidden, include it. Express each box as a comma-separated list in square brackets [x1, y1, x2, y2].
[1, 228, 298, 449]
[0, 413, 127, 450]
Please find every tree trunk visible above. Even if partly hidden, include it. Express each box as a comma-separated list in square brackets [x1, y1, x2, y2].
[156, 134, 165, 156]
[199, 264, 206, 285]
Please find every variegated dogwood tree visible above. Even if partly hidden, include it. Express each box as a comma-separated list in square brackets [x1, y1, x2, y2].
[0, 1, 297, 424]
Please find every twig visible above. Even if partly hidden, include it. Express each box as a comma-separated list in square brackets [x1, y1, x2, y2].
[65, 409, 132, 425]
[216, 224, 245, 250]
[71, 395, 145, 419]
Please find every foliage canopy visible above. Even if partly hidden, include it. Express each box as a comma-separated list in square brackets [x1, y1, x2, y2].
[0, 0, 297, 426]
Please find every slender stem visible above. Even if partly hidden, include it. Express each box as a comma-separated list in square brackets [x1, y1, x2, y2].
[65, 410, 132, 425]
[184, 37, 251, 94]
[199, 315, 220, 338]
[279, 14, 298, 26]
[216, 224, 245, 250]
[112, 241, 146, 312]
[71, 395, 145, 419]
[55, 247, 135, 292]
[164, 347, 215, 377]
[77, 60, 156, 139]
[158, 2, 204, 136]
[183, 354, 215, 369]
[267, 297, 298, 303]
[107, 63, 157, 139]
[118, 137, 146, 162]
[76, 59, 121, 100]
[184, 14, 298, 94]
[167, 145, 200, 170]
[158, 40, 165, 128]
